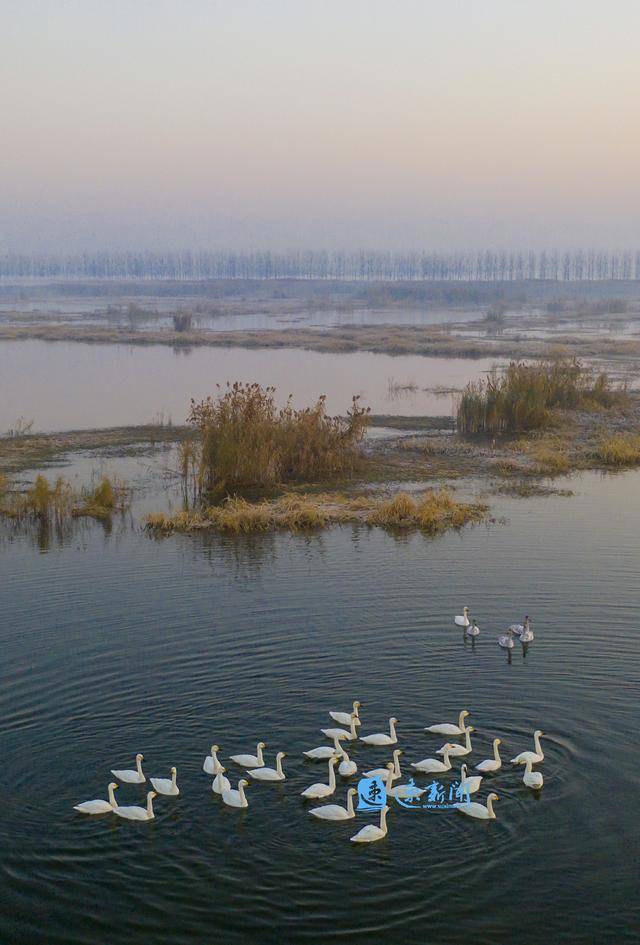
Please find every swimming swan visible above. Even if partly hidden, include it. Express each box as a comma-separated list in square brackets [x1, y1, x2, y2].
[111, 753, 145, 784]
[364, 749, 403, 781]
[301, 756, 338, 799]
[425, 709, 470, 736]
[329, 701, 362, 727]
[114, 791, 157, 822]
[456, 792, 499, 820]
[460, 764, 482, 795]
[511, 730, 545, 765]
[466, 620, 481, 637]
[230, 742, 266, 768]
[309, 787, 357, 821]
[411, 744, 453, 773]
[150, 766, 179, 796]
[437, 726, 474, 757]
[222, 778, 250, 808]
[383, 764, 426, 800]
[522, 758, 543, 790]
[350, 804, 389, 843]
[454, 607, 471, 627]
[212, 767, 231, 794]
[74, 782, 119, 814]
[248, 752, 286, 781]
[304, 734, 347, 760]
[203, 745, 223, 775]
[360, 717, 398, 746]
[475, 738, 502, 773]
[338, 749, 357, 777]
[321, 717, 359, 741]
[498, 629, 515, 649]
[520, 618, 534, 643]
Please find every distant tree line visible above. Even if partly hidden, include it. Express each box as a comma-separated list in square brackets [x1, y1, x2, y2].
[1, 249, 640, 281]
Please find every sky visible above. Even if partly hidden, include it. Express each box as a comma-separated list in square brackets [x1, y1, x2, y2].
[2, 0, 640, 253]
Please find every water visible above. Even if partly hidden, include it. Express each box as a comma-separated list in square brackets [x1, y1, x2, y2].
[1, 469, 639, 944]
[0, 341, 497, 431]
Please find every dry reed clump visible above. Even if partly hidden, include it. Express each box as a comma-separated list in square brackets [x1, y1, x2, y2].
[0, 474, 129, 524]
[187, 382, 370, 493]
[457, 359, 624, 436]
[596, 434, 640, 467]
[146, 489, 487, 537]
[72, 476, 129, 520]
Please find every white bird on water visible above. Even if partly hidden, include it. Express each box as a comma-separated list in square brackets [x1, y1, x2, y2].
[437, 726, 474, 758]
[456, 792, 499, 820]
[114, 791, 157, 822]
[454, 606, 471, 628]
[150, 766, 179, 796]
[329, 702, 362, 728]
[303, 733, 347, 760]
[74, 782, 119, 815]
[460, 763, 482, 795]
[475, 738, 502, 773]
[248, 752, 287, 782]
[425, 709, 470, 736]
[321, 716, 360, 742]
[498, 629, 516, 649]
[411, 744, 453, 774]
[511, 731, 545, 765]
[111, 753, 146, 784]
[338, 748, 357, 777]
[364, 749, 403, 782]
[230, 742, 266, 768]
[212, 767, 231, 795]
[350, 805, 389, 843]
[522, 758, 544, 790]
[203, 745, 223, 776]
[360, 717, 398, 746]
[301, 756, 338, 800]
[222, 778, 250, 808]
[383, 763, 427, 801]
[309, 787, 357, 821]
[466, 619, 481, 637]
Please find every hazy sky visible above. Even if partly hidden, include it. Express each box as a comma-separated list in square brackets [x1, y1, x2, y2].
[2, 0, 640, 252]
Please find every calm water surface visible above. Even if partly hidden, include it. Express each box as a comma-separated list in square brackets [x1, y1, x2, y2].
[0, 341, 497, 431]
[1, 470, 639, 944]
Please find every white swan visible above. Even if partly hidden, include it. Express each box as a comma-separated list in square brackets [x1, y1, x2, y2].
[350, 804, 389, 843]
[203, 745, 223, 775]
[425, 709, 470, 736]
[411, 744, 453, 773]
[360, 717, 398, 746]
[383, 764, 426, 800]
[303, 734, 347, 760]
[454, 606, 470, 627]
[460, 763, 482, 795]
[329, 701, 361, 727]
[321, 717, 359, 742]
[212, 767, 231, 794]
[301, 756, 338, 799]
[338, 749, 357, 777]
[150, 766, 179, 796]
[230, 741, 266, 768]
[222, 778, 250, 808]
[74, 782, 119, 814]
[309, 787, 357, 821]
[364, 749, 403, 782]
[509, 616, 530, 636]
[111, 753, 145, 784]
[511, 730, 545, 765]
[437, 726, 474, 757]
[520, 618, 534, 643]
[248, 751, 286, 781]
[113, 790, 157, 822]
[466, 620, 480, 637]
[523, 758, 543, 790]
[456, 792, 499, 820]
[475, 738, 502, 772]
[498, 629, 515, 649]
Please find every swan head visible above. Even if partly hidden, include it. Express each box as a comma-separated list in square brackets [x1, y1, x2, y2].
[460, 765, 467, 777]
[534, 730, 545, 738]
[147, 791, 157, 801]
[239, 779, 249, 788]
[211, 745, 220, 753]
[276, 752, 286, 760]
[386, 762, 395, 770]
[493, 738, 501, 746]
[488, 793, 499, 802]
[353, 701, 361, 709]
[219, 766, 227, 773]
[108, 782, 119, 791]
[389, 717, 398, 724]
[329, 756, 339, 765]
[257, 741, 266, 749]
[136, 753, 144, 762]
[347, 787, 357, 797]
[393, 749, 403, 758]
[170, 766, 177, 776]
[466, 726, 475, 734]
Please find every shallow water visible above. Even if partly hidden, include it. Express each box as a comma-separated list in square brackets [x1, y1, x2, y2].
[0, 341, 496, 431]
[1, 469, 639, 944]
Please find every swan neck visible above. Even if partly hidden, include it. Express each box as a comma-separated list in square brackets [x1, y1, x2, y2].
[494, 742, 501, 762]
[276, 755, 284, 776]
[347, 791, 354, 816]
[108, 784, 118, 807]
[147, 794, 154, 815]
[380, 807, 388, 831]
[256, 744, 264, 765]
[328, 761, 336, 789]
[238, 781, 247, 802]
[389, 719, 397, 738]
[136, 757, 143, 775]
[171, 769, 177, 786]
[394, 754, 401, 777]
[534, 732, 542, 753]
[487, 796, 495, 817]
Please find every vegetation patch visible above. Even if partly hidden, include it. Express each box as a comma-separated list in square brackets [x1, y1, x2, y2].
[146, 488, 487, 537]
[0, 474, 129, 525]
[596, 433, 640, 467]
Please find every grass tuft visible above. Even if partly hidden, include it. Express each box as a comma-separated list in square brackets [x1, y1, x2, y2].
[596, 434, 640, 467]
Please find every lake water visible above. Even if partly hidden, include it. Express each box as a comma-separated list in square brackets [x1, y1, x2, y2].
[0, 341, 497, 432]
[1, 467, 639, 944]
